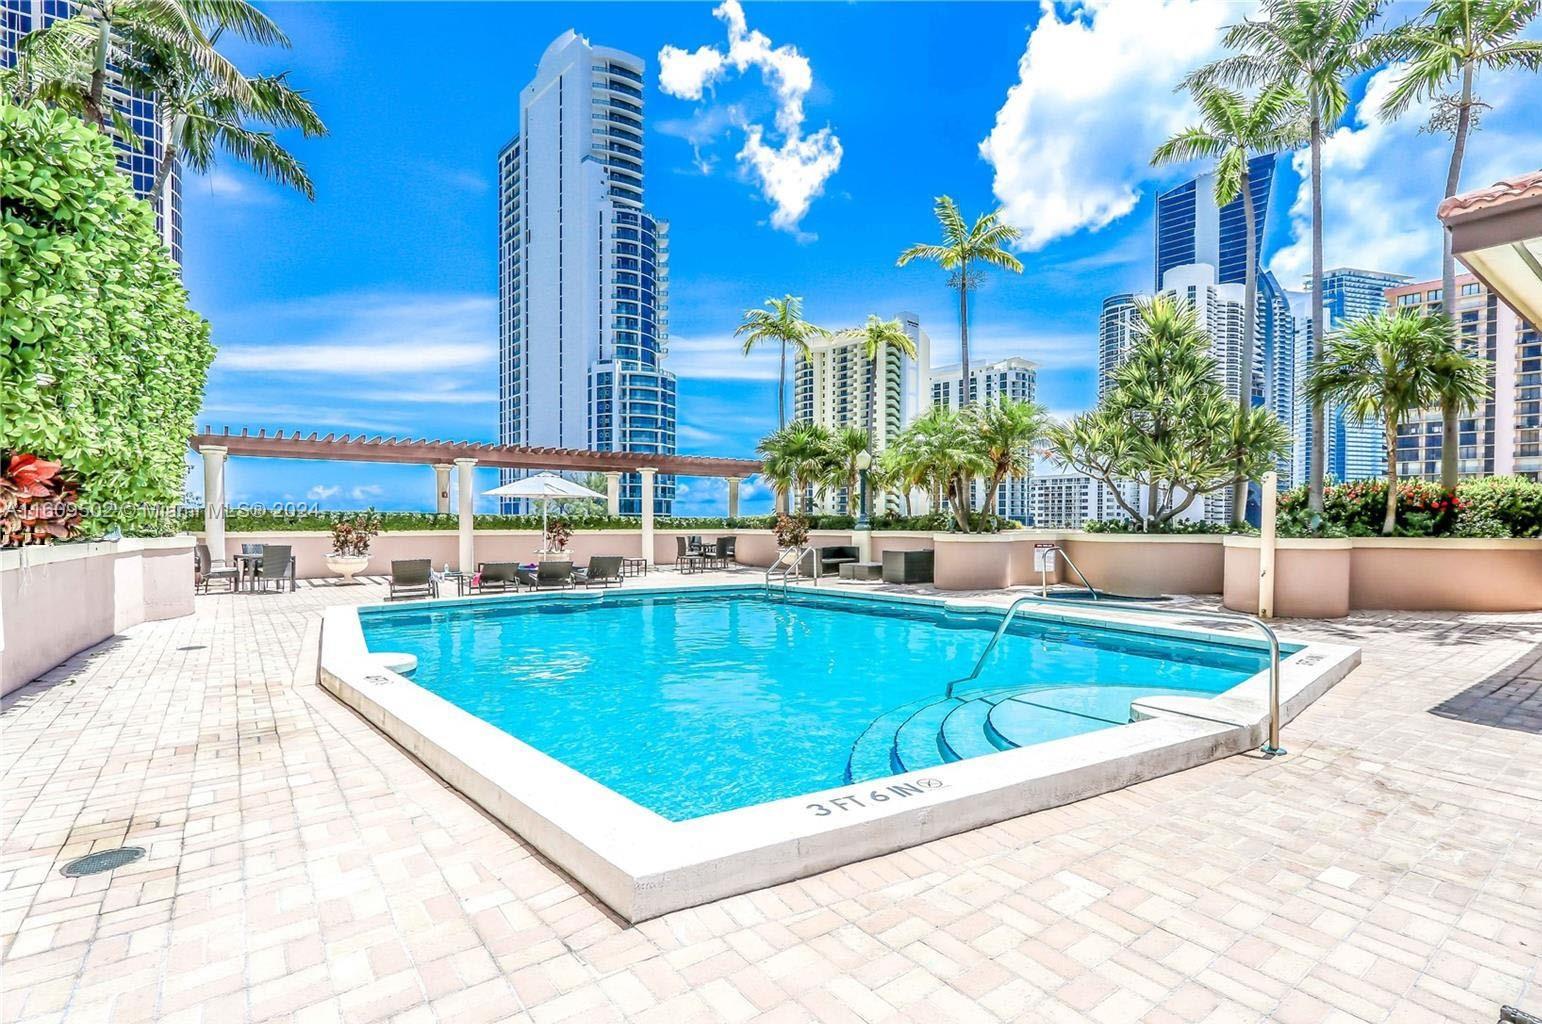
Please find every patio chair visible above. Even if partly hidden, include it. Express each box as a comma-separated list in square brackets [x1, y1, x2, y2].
[578, 556, 624, 588]
[475, 562, 521, 593]
[252, 544, 296, 592]
[389, 559, 438, 600]
[518, 560, 575, 590]
[702, 537, 732, 570]
[241, 543, 265, 555]
[674, 536, 705, 574]
[194, 543, 239, 593]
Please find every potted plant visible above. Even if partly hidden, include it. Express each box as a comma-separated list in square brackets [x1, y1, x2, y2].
[325, 510, 380, 583]
[541, 517, 573, 562]
[772, 511, 810, 550]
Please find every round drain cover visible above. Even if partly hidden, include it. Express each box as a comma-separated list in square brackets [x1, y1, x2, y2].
[61, 847, 144, 877]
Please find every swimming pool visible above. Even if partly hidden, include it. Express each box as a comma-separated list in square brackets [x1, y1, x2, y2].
[358, 588, 1292, 821]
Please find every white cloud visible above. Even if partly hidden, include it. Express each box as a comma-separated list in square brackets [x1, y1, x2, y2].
[307, 484, 341, 501]
[666, 332, 782, 381]
[659, 0, 841, 234]
[215, 294, 496, 378]
[350, 484, 384, 501]
[939, 327, 1091, 372]
[981, 0, 1244, 251]
[1269, 66, 1542, 283]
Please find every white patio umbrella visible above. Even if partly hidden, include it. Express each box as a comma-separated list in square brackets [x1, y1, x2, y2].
[483, 473, 607, 550]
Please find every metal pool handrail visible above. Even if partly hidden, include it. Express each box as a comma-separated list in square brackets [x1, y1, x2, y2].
[764, 545, 811, 595]
[1041, 544, 1097, 599]
[945, 594, 1285, 756]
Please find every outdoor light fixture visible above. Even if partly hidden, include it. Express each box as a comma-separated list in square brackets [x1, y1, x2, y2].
[855, 450, 873, 529]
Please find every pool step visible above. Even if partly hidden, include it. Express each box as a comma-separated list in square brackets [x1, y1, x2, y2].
[938, 690, 1023, 762]
[986, 688, 1129, 750]
[845, 696, 937, 784]
[891, 699, 961, 773]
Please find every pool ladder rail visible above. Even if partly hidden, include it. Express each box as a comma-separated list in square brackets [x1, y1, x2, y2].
[945, 593, 1287, 757]
[1039, 544, 1098, 599]
[764, 545, 815, 595]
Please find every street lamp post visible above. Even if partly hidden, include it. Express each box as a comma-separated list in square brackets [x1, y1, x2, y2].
[855, 449, 873, 530]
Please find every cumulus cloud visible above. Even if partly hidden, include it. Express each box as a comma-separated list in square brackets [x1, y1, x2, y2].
[659, 0, 841, 234]
[980, 0, 1244, 251]
[308, 484, 341, 501]
[1269, 66, 1542, 283]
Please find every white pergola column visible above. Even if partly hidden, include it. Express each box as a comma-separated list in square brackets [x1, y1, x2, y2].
[454, 458, 476, 572]
[727, 477, 741, 519]
[202, 445, 228, 560]
[1258, 471, 1278, 619]
[639, 468, 656, 565]
[605, 472, 622, 517]
[434, 463, 452, 515]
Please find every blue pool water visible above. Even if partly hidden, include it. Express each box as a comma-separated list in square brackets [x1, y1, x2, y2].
[358, 589, 1284, 821]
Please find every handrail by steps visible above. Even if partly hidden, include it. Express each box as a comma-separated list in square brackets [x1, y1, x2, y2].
[1040, 544, 1097, 599]
[944, 593, 1285, 756]
[764, 545, 811, 595]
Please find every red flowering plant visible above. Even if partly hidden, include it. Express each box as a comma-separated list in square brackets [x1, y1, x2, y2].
[329, 510, 381, 557]
[1277, 480, 1463, 537]
[1, 452, 83, 547]
[544, 517, 574, 552]
[772, 511, 810, 549]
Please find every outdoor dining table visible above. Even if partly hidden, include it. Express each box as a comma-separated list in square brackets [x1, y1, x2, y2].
[232, 552, 264, 592]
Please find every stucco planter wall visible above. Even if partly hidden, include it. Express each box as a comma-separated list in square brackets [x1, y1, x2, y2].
[2, 537, 195, 696]
[1060, 534, 1225, 597]
[1348, 538, 1542, 611]
[1224, 538, 1353, 619]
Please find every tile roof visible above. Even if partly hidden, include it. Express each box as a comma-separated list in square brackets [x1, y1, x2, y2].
[1437, 169, 1542, 222]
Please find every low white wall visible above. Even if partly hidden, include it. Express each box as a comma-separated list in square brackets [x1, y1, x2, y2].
[1, 537, 196, 696]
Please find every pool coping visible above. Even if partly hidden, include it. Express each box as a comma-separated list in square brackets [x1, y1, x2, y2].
[317, 584, 1360, 922]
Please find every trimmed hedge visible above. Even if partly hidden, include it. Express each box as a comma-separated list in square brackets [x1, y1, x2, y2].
[2, 102, 213, 538]
[1276, 477, 1542, 538]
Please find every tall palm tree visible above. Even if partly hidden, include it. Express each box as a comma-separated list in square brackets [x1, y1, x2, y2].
[735, 296, 825, 430]
[128, 37, 326, 203]
[896, 196, 1023, 403]
[13, 0, 276, 131]
[1153, 80, 1305, 523]
[1190, 0, 1387, 513]
[1302, 310, 1489, 534]
[1380, 0, 1542, 487]
[971, 398, 1050, 522]
[826, 427, 872, 517]
[895, 406, 991, 532]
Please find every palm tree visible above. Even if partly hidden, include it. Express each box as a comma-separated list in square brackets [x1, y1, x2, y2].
[735, 296, 825, 430]
[1380, 0, 1542, 487]
[825, 427, 872, 517]
[895, 406, 991, 532]
[1302, 310, 1489, 534]
[1153, 80, 1305, 523]
[12, 0, 277, 131]
[833, 315, 918, 521]
[971, 398, 1050, 522]
[756, 422, 834, 514]
[896, 197, 1022, 403]
[128, 37, 326, 203]
[1190, 0, 1387, 513]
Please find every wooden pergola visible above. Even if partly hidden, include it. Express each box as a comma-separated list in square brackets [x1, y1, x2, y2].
[191, 427, 764, 568]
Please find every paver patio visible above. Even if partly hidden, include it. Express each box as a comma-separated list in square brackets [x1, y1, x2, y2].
[2, 571, 1539, 1023]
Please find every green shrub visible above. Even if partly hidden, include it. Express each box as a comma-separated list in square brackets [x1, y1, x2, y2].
[1081, 518, 1249, 535]
[2, 102, 213, 538]
[1456, 476, 1542, 538]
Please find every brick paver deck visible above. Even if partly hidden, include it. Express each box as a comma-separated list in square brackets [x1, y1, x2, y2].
[3, 573, 1539, 1023]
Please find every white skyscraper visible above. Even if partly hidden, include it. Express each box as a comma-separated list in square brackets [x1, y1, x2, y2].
[498, 31, 675, 515]
[793, 313, 931, 513]
[930, 357, 1039, 522]
[1098, 294, 1139, 401]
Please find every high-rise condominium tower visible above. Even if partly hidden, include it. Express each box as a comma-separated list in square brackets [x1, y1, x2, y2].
[1386, 275, 1539, 480]
[793, 313, 931, 514]
[1097, 294, 1138, 401]
[1154, 154, 1275, 291]
[498, 30, 675, 515]
[1291, 268, 1411, 485]
[2, 0, 182, 262]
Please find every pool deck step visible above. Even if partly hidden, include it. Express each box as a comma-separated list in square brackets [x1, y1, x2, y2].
[892, 699, 961, 773]
[845, 698, 934, 784]
[986, 692, 1121, 750]
[938, 690, 1022, 762]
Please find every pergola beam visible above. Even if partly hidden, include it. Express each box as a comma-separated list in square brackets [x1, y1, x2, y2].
[189, 427, 761, 479]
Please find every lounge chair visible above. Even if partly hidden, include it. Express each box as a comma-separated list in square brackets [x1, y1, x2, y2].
[252, 544, 296, 592]
[518, 560, 574, 590]
[389, 559, 438, 600]
[475, 562, 521, 593]
[194, 543, 239, 593]
[578, 555, 624, 588]
[674, 536, 705, 573]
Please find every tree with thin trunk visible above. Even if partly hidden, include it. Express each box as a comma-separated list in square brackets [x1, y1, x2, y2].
[825, 427, 872, 517]
[756, 422, 835, 515]
[1302, 310, 1489, 534]
[1379, 0, 1542, 487]
[896, 197, 1022, 406]
[1189, 0, 1388, 514]
[736, 296, 825, 430]
[834, 315, 918, 517]
[971, 398, 1050, 523]
[128, 35, 326, 204]
[1153, 80, 1305, 524]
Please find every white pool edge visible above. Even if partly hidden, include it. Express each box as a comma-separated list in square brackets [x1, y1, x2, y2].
[317, 586, 1360, 922]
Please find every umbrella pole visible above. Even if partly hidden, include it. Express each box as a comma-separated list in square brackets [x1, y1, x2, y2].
[542, 498, 548, 554]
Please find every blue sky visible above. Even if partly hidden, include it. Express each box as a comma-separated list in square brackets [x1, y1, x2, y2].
[186, 1, 1542, 515]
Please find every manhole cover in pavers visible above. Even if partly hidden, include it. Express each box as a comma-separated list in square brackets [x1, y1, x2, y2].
[61, 847, 144, 877]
